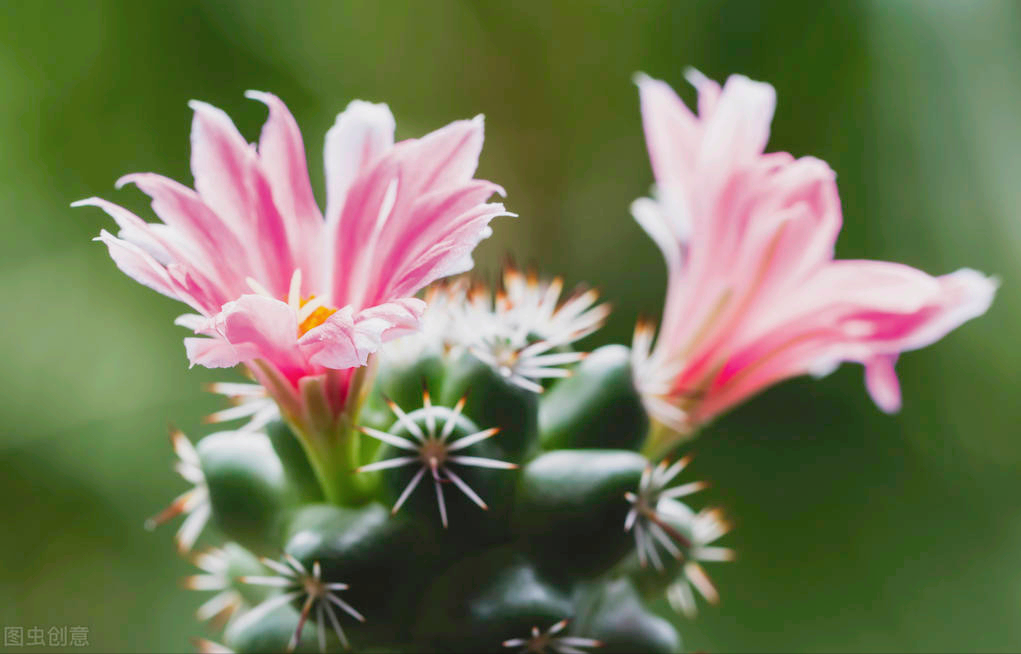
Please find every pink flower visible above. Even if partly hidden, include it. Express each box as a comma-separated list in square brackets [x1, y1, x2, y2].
[631, 71, 997, 444]
[77, 93, 509, 501]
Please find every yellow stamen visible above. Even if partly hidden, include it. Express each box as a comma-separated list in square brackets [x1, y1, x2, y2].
[298, 300, 337, 335]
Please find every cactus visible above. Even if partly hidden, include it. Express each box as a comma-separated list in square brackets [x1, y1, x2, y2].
[80, 71, 996, 654]
[155, 268, 719, 654]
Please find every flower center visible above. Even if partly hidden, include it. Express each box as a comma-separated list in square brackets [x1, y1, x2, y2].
[298, 297, 337, 336]
[246, 271, 338, 337]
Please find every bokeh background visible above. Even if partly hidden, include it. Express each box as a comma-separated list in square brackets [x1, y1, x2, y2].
[1, 1, 1019, 652]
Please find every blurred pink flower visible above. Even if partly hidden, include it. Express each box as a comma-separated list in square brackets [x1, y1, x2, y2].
[632, 71, 997, 443]
[77, 94, 509, 500]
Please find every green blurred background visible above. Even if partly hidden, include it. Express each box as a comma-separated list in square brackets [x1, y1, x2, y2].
[1, 0, 1019, 651]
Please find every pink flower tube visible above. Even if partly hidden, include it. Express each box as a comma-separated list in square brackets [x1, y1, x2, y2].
[77, 93, 510, 501]
[631, 71, 996, 452]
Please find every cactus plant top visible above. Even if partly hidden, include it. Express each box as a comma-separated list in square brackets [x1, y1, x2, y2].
[76, 70, 996, 653]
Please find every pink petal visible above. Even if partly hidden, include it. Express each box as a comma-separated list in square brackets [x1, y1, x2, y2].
[732, 156, 841, 291]
[377, 181, 507, 300]
[358, 297, 426, 340]
[631, 196, 684, 275]
[864, 354, 901, 413]
[299, 306, 362, 369]
[174, 313, 209, 331]
[184, 335, 250, 369]
[327, 115, 502, 309]
[697, 74, 776, 174]
[636, 72, 702, 194]
[76, 195, 230, 316]
[674, 156, 844, 386]
[246, 91, 323, 224]
[166, 263, 223, 316]
[324, 100, 396, 226]
[94, 230, 181, 303]
[398, 115, 486, 192]
[697, 263, 996, 422]
[75, 197, 176, 265]
[246, 91, 325, 281]
[326, 155, 403, 306]
[798, 260, 944, 314]
[631, 72, 996, 431]
[386, 200, 509, 300]
[189, 101, 294, 297]
[188, 100, 258, 233]
[636, 75, 781, 357]
[299, 299, 426, 369]
[94, 229, 217, 315]
[892, 267, 998, 351]
[115, 173, 248, 304]
[685, 67, 722, 117]
[209, 295, 307, 379]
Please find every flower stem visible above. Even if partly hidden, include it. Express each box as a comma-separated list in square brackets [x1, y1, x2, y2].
[641, 420, 695, 461]
[248, 359, 380, 505]
[297, 419, 373, 505]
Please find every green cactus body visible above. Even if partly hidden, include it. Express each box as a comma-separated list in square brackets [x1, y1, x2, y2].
[283, 503, 436, 621]
[415, 548, 573, 653]
[440, 351, 540, 461]
[513, 449, 647, 576]
[539, 345, 648, 451]
[149, 276, 728, 654]
[198, 430, 296, 555]
[574, 579, 682, 654]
